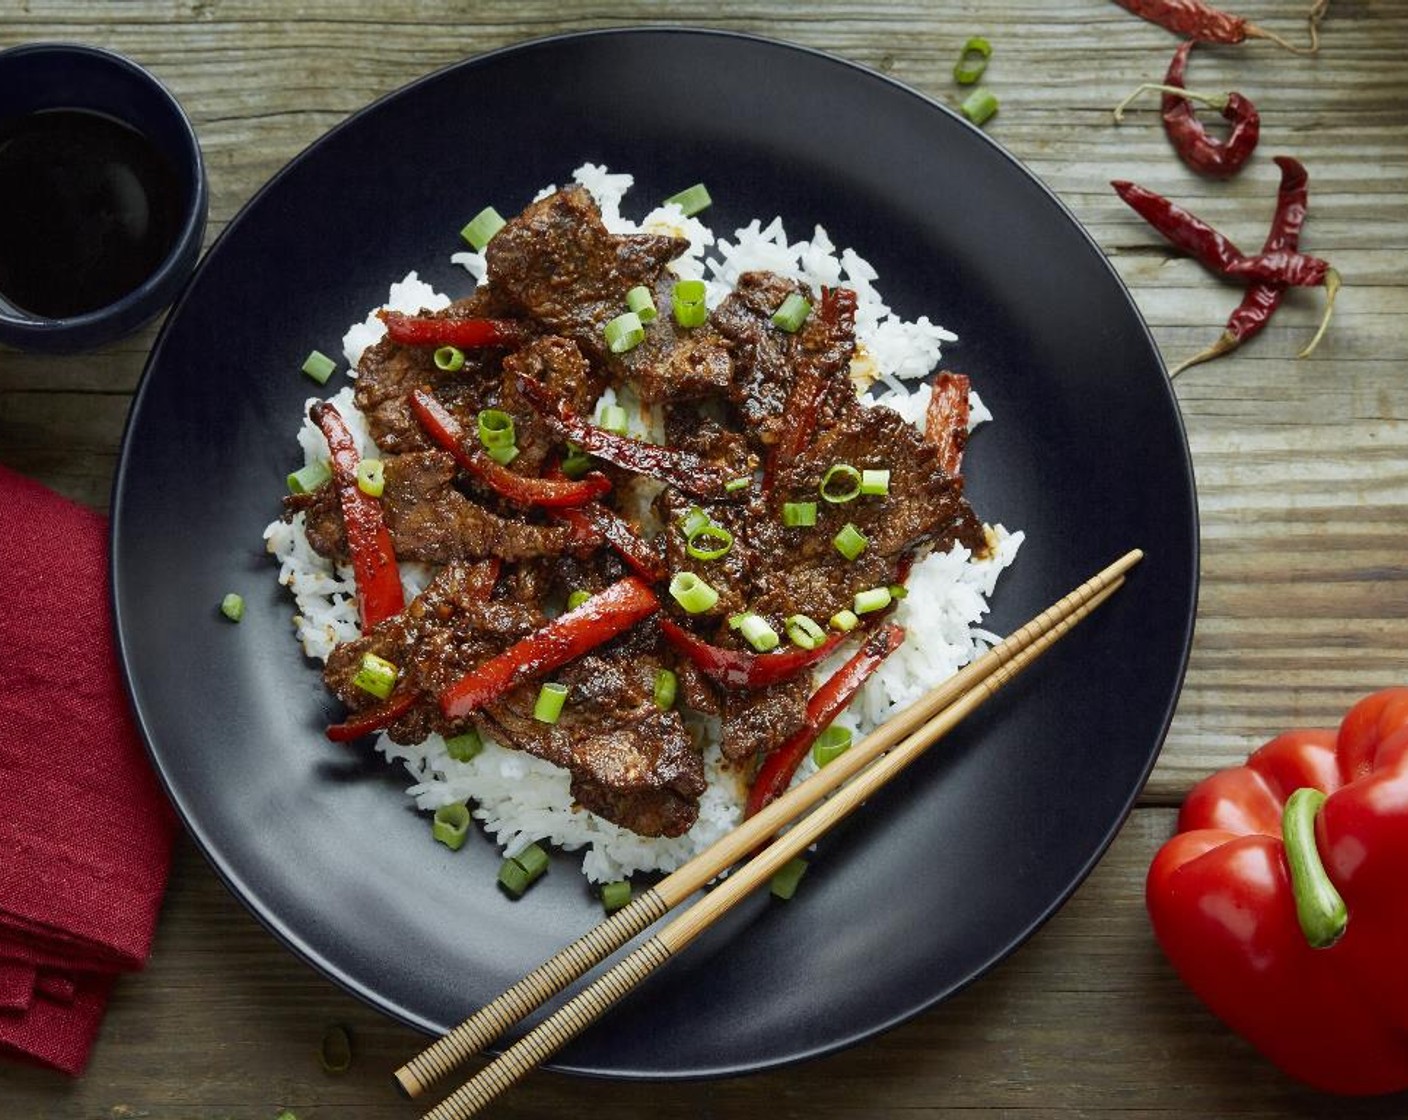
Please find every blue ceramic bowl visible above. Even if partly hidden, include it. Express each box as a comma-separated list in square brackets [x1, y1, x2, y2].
[0, 43, 207, 353]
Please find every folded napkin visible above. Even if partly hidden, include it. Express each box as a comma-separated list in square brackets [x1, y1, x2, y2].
[0, 464, 177, 1074]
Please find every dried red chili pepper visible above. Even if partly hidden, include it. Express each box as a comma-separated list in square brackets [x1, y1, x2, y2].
[1113, 40, 1260, 177]
[515, 373, 742, 500]
[1111, 0, 1326, 54]
[551, 502, 667, 582]
[409, 388, 613, 508]
[309, 401, 405, 629]
[326, 688, 419, 742]
[925, 371, 970, 477]
[378, 310, 529, 349]
[744, 624, 906, 818]
[1112, 170, 1339, 373]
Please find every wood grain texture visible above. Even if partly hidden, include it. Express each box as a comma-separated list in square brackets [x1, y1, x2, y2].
[2, 1, 1407, 1115]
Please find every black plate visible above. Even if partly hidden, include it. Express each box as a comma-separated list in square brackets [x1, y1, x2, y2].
[112, 29, 1197, 1079]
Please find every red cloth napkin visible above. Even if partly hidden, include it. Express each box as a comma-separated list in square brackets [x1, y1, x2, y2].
[0, 465, 177, 1074]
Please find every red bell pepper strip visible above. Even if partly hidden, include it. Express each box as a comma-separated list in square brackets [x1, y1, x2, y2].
[309, 402, 404, 629]
[409, 388, 611, 508]
[552, 503, 667, 582]
[1146, 687, 1408, 1095]
[325, 689, 419, 743]
[745, 624, 905, 818]
[514, 374, 741, 499]
[439, 577, 661, 718]
[378, 310, 529, 349]
[658, 617, 845, 690]
[925, 371, 970, 477]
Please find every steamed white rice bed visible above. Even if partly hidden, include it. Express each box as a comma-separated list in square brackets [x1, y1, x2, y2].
[264, 164, 1022, 883]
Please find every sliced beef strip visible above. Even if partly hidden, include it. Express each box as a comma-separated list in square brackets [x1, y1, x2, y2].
[479, 637, 706, 838]
[719, 675, 811, 763]
[712, 271, 808, 446]
[285, 450, 576, 565]
[497, 335, 603, 475]
[616, 272, 734, 403]
[323, 560, 533, 744]
[485, 186, 686, 363]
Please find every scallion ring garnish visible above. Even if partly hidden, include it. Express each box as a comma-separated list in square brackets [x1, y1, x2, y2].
[460, 206, 505, 250]
[782, 501, 818, 527]
[286, 459, 332, 495]
[724, 476, 751, 493]
[811, 725, 853, 767]
[663, 183, 712, 217]
[961, 87, 999, 126]
[352, 651, 399, 699]
[669, 572, 719, 614]
[738, 613, 780, 653]
[785, 614, 826, 650]
[770, 856, 808, 900]
[889, 584, 909, 600]
[601, 880, 632, 913]
[771, 292, 812, 333]
[686, 524, 734, 561]
[301, 349, 336, 385]
[432, 803, 471, 850]
[477, 409, 516, 451]
[356, 458, 385, 498]
[533, 682, 570, 725]
[672, 279, 708, 328]
[560, 447, 592, 477]
[679, 505, 712, 539]
[820, 463, 863, 503]
[444, 728, 483, 762]
[860, 468, 891, 496]
[854, 586, 894, 615]
[433, 345, 466, 372]
[833, 522, 868, 561]
[486, 444, 519, 466]
[604, 311, 645, 354]
[566, 589, 591, 611]
[953, 36, 992, 85]
[654, 668, 678, 710]
[498, 843, 549, 897]
[830, 608, 860, 632]
[220, 593, 244, 623]
[626, 285, 658, 323]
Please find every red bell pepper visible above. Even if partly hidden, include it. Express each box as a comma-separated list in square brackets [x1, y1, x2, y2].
[309, 402, 404, 629]
[439, 577, 660, 718]
[658, 617, 845, 690]
[745, 623, 905, 818]
[378, 310, 529, 349]
[1146, 687, 1408, 1096]
[409, 388, 611, 508]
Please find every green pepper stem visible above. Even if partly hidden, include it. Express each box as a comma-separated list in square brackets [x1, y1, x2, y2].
[1282, 787, 1348, 949]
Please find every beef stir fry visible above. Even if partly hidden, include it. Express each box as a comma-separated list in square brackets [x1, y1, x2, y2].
[285, 185, 988, 839]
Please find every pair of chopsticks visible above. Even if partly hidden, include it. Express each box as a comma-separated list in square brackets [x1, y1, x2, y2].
[397, 548, 1143, 1119]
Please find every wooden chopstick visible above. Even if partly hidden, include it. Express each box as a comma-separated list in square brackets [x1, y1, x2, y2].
[396, 549, 1141, 1103]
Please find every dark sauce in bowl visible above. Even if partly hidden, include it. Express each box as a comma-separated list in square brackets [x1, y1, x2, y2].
[0, 108, 183, 319]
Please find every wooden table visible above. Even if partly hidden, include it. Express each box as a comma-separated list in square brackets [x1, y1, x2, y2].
[3, 2, 1407, 1116]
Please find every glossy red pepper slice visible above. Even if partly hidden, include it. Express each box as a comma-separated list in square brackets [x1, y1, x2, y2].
[552, 502, 666, 582]
[515, 373, 741, 499]
[745, 623, 906, 818]
[378, 310, 529, 349]
[658, 617, 845, 690]
[310, 401, 404, 629]
[439, 577, 660, 718]
[409, 388, 611, 508]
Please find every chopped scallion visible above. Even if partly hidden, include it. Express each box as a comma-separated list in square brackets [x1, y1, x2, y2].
[654, 668, 678, 710]
[434, 345, 466, 372]
[830, 608, 860, 632]
[598, 403, 629, 434]
[287, 459, 332, 495]
[961, 86, 999, 126]
[301, 350, 336, 384]
[220, 592, 244, 623]
[560, 448, 592, 477]
[477, 409, 516, 451]
[663, 182, 712, 217]
[725, 476, 751, 493]
[669, 571, 720, 614]
[953, 36, 992, 85]
[860, 468, 891, 496]
[785, 614, 826, 650]
[672, 279, 708, 328]
[687, 523, 734, 561]
[352, 651, 398, 699]
[626, 285, 658, 323]
[498, 842, 549, 897]
[432, 803, 471, 850]
[854, 586, 894, 615]
[811, 725, 853, 767]
[679, 505, 712, 539]
[444, 728, 483, 762]
[566, 589, 592, 611]
[604, 311, 645, 354]
[833, 522, 868, 561]
[889, 584, 909, 600]
[533, 682, 570, 725]
[461, 206, 505, 250]
[771, 292, 812, 333]
[356, 458, 385, 498]
[486, 444, 519, 466]
[782, 501, 818, 528]
[770, 856, 808, 900]
[739, 613, 780, 653]
[820, 463, 863, 503]
[601, 880, 632, 913]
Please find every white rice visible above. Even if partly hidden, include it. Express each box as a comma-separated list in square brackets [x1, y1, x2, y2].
[265, 164, 1022, 883]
